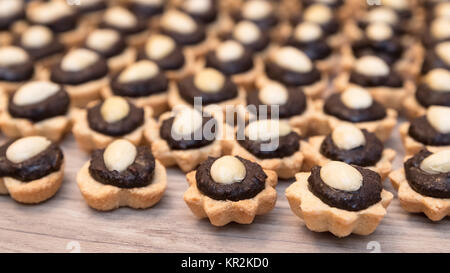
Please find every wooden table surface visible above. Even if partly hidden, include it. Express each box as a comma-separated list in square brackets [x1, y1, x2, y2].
[0, 123, 448, 253]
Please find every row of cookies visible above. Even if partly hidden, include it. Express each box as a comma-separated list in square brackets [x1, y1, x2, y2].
[0, 130, 393, 239]
[387, 0, 450, 223]
[0, 70, 402, 178]
[0, 0, 428, 108]
[1, 117, 447, 238]
[0, 135, 168, 210]
[0, 0, 446, 236]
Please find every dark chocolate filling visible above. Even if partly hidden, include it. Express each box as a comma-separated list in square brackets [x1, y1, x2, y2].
[160, 115, 217, 150]
[89, 146, 155, 189]
[308, 165, 382, 211]
[352, 37, 403, 65]
[16, 36, 65, 61]
[138, 45, 185, 71]
[84, 33, 127, 59]
[290, 16, 339, 36]
[8, 88, 70, 122]
[265, 61, 321, 87]
[29, 12, 79, 34]
[408, 115, 450, 146]
[421, 49, 450, 74]
[50, 57, 108, 85]
[415, 83, 450, 108]
[246, 87, 307, 119]
[181, 1, 218, 24]
[404, 149, 450, 198]
[302, 0, 344, 8]
[87, 100, 144, 136]
[323, 93, 387, 122]
[0, 140, 64, 182]
[286, 37, 332, 61]
[220, 30, 270, 52]
[349, 70, 403, 88]
[205, 49, 254, 76]
[99, 17, 147, 37]
[238, 131, 301, 159]
[196, 156, 267, 201]
[0, 59, 34, 82]
[110, 71, 168, 98]
[234, 31, 270, 52]
[422, 30, 450, 48]
[232, 10, 278, 31]
[177, 75, 238, 105]
[77, 0, 107, 13]
[392, 8, 412, 20]
[161, 24, 206, 46]
[320, 129, 383, 167]
[128, 2, 164, 18]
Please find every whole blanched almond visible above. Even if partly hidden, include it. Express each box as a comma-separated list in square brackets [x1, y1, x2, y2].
[210, 156, 246, 184]
[6, 136, 51, 164]
[320, 161, 363, 192]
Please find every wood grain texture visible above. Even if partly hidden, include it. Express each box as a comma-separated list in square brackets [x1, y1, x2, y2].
[0, 123, 448, 253]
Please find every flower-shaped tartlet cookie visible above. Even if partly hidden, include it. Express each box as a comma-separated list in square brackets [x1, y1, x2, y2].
[99, 6, 149, 47]
[50, 48, 109, 108]
[399, 106, 450, 155]
[403, 69, 450, 120]
[341, 21, 420, 78]
[101, 60, 170, 116]
[128, 0, 165, 21]
[0, 46, 43, 94]
[0, 0, 25, 44]
[294, 4, 340, 33]
[0, 136, 65, 204]
[227, 119, 304, 179]
[389, 149, 450, 221]
[284, 21, 338, 74]
[425, 0, 450, 21]
[380, 0, 415, 20]
[77, 139, 167, 211]
[75, 0, 107, 16]
[334, 55, 413, 111]
[290, 3, 345, 47]
[310, 86, 397, 141]
[257, 46, 328, 99]
[184, 155, 277, 226]
[226, 20, 270, 53]
[346, 6, 408, 37]
[26, 1, 88, 47]
[199, 39, 264, 88]
[237, 82, 315, 135]
[72, 0, 107, 27]
[0, 81, 72, 142]
[286, 161, 393, 237]
[144, 107, 222, 172]
[138, 34, 196, 81]
[229, 0, 279, 32]
[365, 1, 418, 32]
[158, 9, 213, 57]
[15, 25, 65, 69]
[302, 124, 396, 180]
[72, 96, 151, 153]
[168, 68, 245, 112]
[84, 28, 136, 73]
[420, 41, 450, 74]
[176, 0, 218, 25]
[423, 17, 450, 47]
